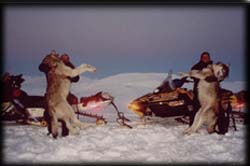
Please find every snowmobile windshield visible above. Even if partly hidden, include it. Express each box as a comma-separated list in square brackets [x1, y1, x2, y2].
[154, 78, 175, 93]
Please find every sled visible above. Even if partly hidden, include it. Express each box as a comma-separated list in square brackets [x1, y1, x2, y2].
[74, 91, 132, 128]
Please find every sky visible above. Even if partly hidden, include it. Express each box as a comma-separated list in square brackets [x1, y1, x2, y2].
[3, 6, 245, 81]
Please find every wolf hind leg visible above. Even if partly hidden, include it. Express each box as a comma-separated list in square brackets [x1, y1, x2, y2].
[64, 103, 94, 129]
[71, 115, 95, 129]
[63, 118, 80, 135]
[183, 108, 205, 135]
[206, 110, 217, 134]
[50, 115, 59, 139]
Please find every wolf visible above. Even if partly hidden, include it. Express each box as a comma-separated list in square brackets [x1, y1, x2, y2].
[180, 62, 229, 135]
[40, 52, 96, 138]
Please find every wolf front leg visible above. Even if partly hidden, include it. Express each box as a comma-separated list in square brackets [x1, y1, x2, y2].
[56, 63, 96, 78]
[78, 64, 97, 73]
[178, 72, 191, 78]
[188, 70, 208, 80]
[77, 64, 96, 75]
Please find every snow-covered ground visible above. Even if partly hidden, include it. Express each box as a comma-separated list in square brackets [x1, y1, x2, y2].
[2, 73, 247, 164]
[3, 120, 246, 164]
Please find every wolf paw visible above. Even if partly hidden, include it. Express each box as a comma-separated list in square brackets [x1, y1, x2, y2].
[179, 72, 189, 78]
[79, 122, 95, 129]
[80, 64, 96, 73]
[183, 127, 193, 135]
[69, 127, 80, 135]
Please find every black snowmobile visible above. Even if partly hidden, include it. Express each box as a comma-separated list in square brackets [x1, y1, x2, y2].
[128, 71, 194, 119]
[1, 74, 131, 128]
[1, 74, 47, 126]
[128, 71, 238, 134]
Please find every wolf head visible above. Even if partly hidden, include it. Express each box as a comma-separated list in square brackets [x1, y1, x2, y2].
[41, 52, 61, 69]
[212, 62, 230, 82]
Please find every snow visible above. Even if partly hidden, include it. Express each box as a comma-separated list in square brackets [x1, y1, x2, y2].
[2, 122, 246, 164]
[2, 73, 246, 164]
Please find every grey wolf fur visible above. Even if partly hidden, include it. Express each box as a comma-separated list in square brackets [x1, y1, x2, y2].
[40, 53, 96, 138]
[180, 62, 229, 135]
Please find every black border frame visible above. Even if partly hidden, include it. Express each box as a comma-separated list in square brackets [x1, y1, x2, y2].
[0, 1, 249, 166]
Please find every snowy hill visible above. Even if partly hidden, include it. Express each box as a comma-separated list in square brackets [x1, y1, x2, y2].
[22, 72, 245, 96]
[3, 72, 246, 164]
[21, 72, 246, 123]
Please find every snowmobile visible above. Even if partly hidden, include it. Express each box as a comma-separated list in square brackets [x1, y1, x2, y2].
[128, 71, 241, 133]
[1, 74, 48, 126]
[128, 71, 194, 119]
[1, 74, 131, 128]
